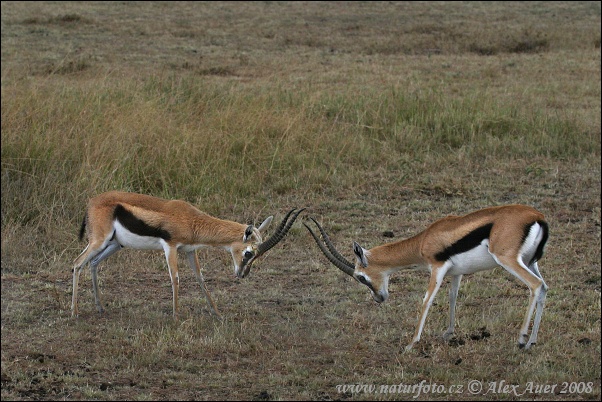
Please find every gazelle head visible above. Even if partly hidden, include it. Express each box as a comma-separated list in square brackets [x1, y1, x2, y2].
[233, 208, 306, 278]
[305, 218, 390, 303]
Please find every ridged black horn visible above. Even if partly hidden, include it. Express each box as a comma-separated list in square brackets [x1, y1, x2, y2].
[309, 217, 355, 269]
[304, 220, 355, 277]
[257, 208, 306, 256]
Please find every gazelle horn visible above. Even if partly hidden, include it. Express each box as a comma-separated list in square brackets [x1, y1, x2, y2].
[257, 208, 306, 256]
[304, 219, 355, 277]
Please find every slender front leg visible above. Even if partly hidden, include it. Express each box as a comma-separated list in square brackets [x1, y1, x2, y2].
[443, 274, 462, 341]
[406, 264, 448, 351]
[164, 245, 180, 319]
[186, 251, 222, 320]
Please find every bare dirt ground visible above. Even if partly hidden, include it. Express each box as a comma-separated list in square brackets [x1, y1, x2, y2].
[2, 160, 600, 400]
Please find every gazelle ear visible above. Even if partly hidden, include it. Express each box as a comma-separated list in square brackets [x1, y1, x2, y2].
[353, 241, 369, 268]
[243, 225, 254, 242]
[257, 216, 273, 233]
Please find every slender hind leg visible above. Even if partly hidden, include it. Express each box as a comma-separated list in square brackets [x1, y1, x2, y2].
[72, 261, 87, 317]
[71, 239, 120, 316]
[72, 242, 102, 317]
[524, 262, 547, 348]
[493, 255, 547, 349]
[89, 241, 122, 313]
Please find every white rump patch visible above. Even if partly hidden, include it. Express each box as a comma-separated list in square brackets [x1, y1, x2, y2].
[519, 221, 545, 266]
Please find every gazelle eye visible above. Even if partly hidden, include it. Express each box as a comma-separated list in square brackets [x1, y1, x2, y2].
[357, 275, 370, 286]
[355, 274, 377, 293]
[244, 251, 253, 259]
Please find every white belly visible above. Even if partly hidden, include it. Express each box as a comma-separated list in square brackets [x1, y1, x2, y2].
[446, 240, 499, 276]
[113, 221, 164, 250]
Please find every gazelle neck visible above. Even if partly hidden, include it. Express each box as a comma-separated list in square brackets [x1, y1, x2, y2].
[191, 214, 247, 247]
[368, 232, 425, 271]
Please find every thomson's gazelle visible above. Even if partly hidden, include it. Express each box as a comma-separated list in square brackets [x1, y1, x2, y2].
[305, 205, 549, 351]
[72, 191, 304, 319]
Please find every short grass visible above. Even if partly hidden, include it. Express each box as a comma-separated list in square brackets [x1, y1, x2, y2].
[1, 1, 600, 400]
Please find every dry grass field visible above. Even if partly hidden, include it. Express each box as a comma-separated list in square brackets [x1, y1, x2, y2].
[1, 1, 600, 400]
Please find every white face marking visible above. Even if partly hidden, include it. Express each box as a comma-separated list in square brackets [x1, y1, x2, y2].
[230, 244, 258, 278]
[355, 272, 389, 303]
[241, 245, 255, 264]
[241, 245, 256, 266]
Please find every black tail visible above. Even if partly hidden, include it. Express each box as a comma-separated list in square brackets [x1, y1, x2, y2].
[78, 215, 87, 241]
[530, 220, 549, 266]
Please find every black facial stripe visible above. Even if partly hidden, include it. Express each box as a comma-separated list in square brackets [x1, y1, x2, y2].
[356, 275, 376, 293]
[114, 204, 171, 241]
[435, 223, 493, 262]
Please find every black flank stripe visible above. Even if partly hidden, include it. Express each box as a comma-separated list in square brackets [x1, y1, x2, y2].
[114, 204, 171, 241]
[435, 223, 493, 262]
